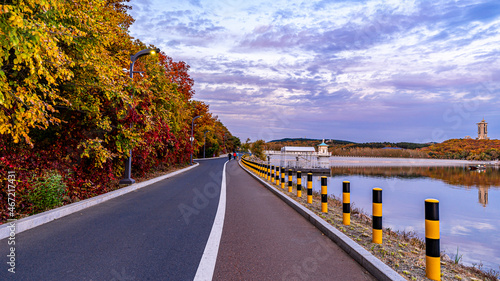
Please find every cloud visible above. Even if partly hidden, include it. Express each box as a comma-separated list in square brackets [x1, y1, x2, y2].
[188, 0, 202, 7]
[127, 0, 500, 142]
[456, 1, 500, 25]
[129, 6, 225, 48]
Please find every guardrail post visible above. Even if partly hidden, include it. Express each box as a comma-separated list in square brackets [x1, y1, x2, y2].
[288, 169, 293, 192]
[372, 188, 382, 244]
[297, 171, 302, 197]
[321, 176, 327, 213]
[425, 199, 440, 281]
[271, 165, 275, 182]
[267, 164, 271, 181]
[343, 181, 350, 225]
[307, 173, 313, 204]
[281, 167, 285, 189]
[275, 166, 280, 186]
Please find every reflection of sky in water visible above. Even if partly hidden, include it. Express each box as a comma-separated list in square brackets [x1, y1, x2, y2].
[295, 172, 500, 270]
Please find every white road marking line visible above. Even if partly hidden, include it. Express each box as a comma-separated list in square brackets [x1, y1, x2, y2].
[193, 161, 228, 281]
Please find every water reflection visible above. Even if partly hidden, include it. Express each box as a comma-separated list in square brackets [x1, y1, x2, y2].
[329, 166, 500, 207]
[296, 166, 500, 270]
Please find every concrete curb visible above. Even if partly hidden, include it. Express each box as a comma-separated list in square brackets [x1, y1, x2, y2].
[238, 160, 405, 281]
[0, 163, 200, 240]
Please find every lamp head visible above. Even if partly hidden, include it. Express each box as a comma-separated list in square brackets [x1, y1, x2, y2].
[150, 48, 159, 55]
[131, 48, 161, 63]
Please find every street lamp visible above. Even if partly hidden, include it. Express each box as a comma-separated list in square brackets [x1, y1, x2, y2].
[119, 48, 160, 186]
[190, 116, 201, 165]
[203, 130, 210, 158]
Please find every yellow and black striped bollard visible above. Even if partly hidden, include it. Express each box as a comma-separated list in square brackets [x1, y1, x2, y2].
[297, 171, 302, 197]
[276, 166, 280, 186]
[281, 167, 285, 189]
[307, 173, 313, 204]
[372, 188, 382, 244]
[425, 199, 440, 281]
[288, 169, 293, 192]
[268, 164, 271, 181]
[343, 181, 350, 225]
[271, 165, 275, 182]
[321, 176, 328, 213]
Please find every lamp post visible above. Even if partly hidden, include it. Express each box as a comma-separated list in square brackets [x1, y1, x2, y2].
[119, 48, 160, 186]
[190, 116, 201, 165]
[203, 130, 210, 158]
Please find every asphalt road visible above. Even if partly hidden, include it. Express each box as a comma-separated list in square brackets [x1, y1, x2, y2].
[0, 158, 226, 281]
[213, 160, 376, 280]
[1, 158, 378, 280]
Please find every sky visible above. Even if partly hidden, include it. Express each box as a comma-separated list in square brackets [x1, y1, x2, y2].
[126, 0, 500, 143]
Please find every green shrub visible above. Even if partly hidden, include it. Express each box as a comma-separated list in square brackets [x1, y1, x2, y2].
[28, 171, 67, 213]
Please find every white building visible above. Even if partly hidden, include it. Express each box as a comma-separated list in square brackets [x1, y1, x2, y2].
[317, 140, 330, 156]
[280, 146, 316, 155]
[266, 140, 331, 168]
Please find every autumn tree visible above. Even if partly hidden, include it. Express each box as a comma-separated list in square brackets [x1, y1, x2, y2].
[0, 0, 134, 147]
[0, 0, 238, 221]
[240, 138, 251, 152]
[251, 139, 266, 160]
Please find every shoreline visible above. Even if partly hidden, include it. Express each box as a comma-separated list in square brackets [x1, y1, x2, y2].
[329, 156, 495, 167]
[268, 155, 497, 167]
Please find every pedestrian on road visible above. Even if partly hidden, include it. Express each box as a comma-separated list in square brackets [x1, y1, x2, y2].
[228, 153, 232, 161]
[233, 152, 237, 160]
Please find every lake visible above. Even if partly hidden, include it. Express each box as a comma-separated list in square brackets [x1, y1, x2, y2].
[292, 166, 500, 271]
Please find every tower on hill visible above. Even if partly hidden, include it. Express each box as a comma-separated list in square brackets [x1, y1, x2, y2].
[476, 119, 489, 140]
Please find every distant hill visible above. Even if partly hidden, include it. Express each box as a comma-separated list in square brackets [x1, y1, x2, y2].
[266, 138, 500, 159]
[422, 139, 500, 160]
[269, 138, 354, 145]
[269, 138, 320, 142]
[267, 138, 429, 149]
[349, 142, 431, 149]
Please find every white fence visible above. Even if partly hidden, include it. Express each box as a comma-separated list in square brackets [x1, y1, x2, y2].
[266, 153, 330, 169]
